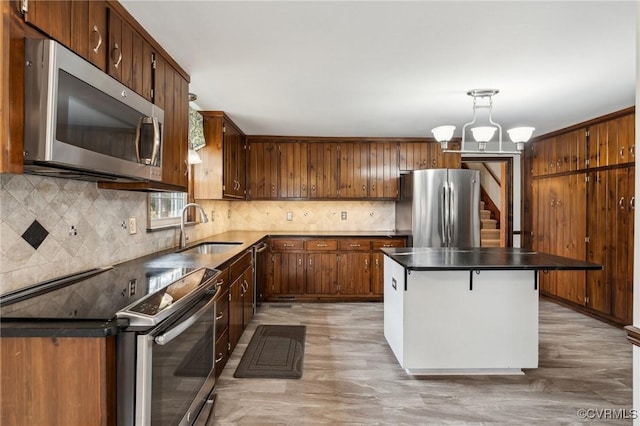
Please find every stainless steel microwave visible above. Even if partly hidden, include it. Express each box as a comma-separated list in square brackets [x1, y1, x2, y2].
[23, 38, 163, 182]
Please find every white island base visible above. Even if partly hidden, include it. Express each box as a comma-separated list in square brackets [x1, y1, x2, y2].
[383, 256, 539, 375]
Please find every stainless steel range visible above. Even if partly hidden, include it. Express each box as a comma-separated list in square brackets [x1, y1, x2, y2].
[117, 267, 222, 426]
[0, 262, 222, 426]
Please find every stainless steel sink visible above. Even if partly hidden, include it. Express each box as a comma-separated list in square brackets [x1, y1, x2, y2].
[180, 242, 242, 255]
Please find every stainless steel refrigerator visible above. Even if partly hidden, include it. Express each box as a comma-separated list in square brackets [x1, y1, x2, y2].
[396, 169, 480, 247]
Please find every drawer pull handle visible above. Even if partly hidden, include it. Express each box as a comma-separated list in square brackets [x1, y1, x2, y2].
[619, 197, 625, 209]
[92, 25, 103, 54]
[112, 43, 122, 69]
[620, 146, 625, 158]
[215, 353, 224, 363]
[630, 196, 635, 210]
[630, 144, 635, 157]
[349, 244, 361, 247]
[216, 311, 224, 320]
[283, 243, 294, 247]
[316, 243, 328, 247]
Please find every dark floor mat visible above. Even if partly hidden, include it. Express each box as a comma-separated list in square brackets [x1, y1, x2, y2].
[234, 325, 306, 379]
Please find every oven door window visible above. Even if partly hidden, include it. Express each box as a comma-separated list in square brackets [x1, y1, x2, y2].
[150, 296, 215, 425]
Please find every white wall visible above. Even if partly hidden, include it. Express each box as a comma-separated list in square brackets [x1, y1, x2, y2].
[633, 2, 639, 422]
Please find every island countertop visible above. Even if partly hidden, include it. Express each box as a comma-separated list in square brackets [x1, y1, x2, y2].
[381, 247, 602, 271]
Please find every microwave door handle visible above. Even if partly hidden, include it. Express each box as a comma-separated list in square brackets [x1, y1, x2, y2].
[134, 117, 143, 163]
[150, 117, 160, 166]
[154, 295, 216, 345]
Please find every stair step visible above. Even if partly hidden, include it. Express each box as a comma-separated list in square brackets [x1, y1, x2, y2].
[480, 201, 485, 209]
[481, 239, 501, 247]
[480, 210, 491, 220]
[481, 218, 497, 229]
[481, 229, 501, 239]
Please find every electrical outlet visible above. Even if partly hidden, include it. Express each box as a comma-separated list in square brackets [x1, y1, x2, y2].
[128, 217, 137, 235]
[286, 212, 293, 221]
[68, 225, 77, 236]
[128, 279, 137, 296]
[341, 211, 347, 220]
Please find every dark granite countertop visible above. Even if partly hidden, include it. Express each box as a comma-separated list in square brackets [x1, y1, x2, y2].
[0, 230, 408, 337]
[381, 247, 603, 271]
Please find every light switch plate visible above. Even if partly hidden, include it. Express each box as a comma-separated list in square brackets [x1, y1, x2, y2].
[286, 212, 293, 221]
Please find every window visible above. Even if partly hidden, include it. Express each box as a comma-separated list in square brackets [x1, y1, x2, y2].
[148, 192, 187, 229]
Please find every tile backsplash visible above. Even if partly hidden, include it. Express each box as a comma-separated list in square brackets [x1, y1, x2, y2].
[1, 174, 396, 295]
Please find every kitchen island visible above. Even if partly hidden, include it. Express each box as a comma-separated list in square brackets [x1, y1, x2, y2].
[382, 247, 601, 375]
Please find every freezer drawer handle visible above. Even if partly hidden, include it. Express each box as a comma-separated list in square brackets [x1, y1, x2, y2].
[391, 278, 397, 290]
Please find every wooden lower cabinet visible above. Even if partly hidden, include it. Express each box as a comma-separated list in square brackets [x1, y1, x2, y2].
[306, 252, 338, 294]
[214, 250, 255, 377]
[228, 251, 253, 353]
[214, 286, 230, 378]
[272, 252, 306, 295]
[371, 238, 406, 295]
[267, 237, 406, 301]
[0, 336, 116, 426]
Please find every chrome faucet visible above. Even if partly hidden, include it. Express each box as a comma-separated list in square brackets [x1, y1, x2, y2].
[180, 203, 209, 248]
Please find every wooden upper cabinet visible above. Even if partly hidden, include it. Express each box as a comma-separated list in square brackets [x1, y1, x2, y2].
[69, 1, 107, 71]
[339, 142, 369, 198]
[194, 112, 223, 199]
[194, 112, 246, 200]
[279, 142, 308, 199]
[154, 59, 188, 188]
[108, 7, 137, 91]
[222, 119, 246, 199]
[22, 1, 108, 71]
[21, 1, 71, 46]
[247, 140, 279, 199]
[309, 142, 340, 199]
[607, 113, 635, 166]
[369, 141, 399, 199]
[398, 141, 458, 171]
[107, 6, 154, 101]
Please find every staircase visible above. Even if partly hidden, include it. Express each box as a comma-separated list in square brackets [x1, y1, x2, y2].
[480, 201, 501, 247]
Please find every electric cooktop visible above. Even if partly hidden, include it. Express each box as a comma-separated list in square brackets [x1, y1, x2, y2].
[0, 262, 201, 322]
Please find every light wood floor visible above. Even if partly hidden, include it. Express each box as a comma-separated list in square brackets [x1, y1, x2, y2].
[211, 300, 633, 425]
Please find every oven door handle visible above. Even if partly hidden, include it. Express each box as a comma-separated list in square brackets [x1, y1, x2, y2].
[154, 295, 216, 345]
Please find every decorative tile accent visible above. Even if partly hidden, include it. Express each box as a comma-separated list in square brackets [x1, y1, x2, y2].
[21, 220, 48, 250]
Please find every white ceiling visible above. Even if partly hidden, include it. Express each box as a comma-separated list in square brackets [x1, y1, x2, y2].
[120, 1, 636, 140]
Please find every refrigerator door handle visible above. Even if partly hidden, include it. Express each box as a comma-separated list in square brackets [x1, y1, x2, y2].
[448, 181, 455, 246]
[442, 182, 448, 246]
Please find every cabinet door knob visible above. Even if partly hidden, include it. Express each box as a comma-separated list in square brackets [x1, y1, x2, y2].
[619, 196, 625, 209]
[630, 144, 635, 157]
[630, 196, 635, 210]
[215, 353, 224, 363]
[620, 146, 625, 158]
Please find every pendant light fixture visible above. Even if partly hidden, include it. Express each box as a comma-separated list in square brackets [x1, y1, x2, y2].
[432, 89, 534, 155]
